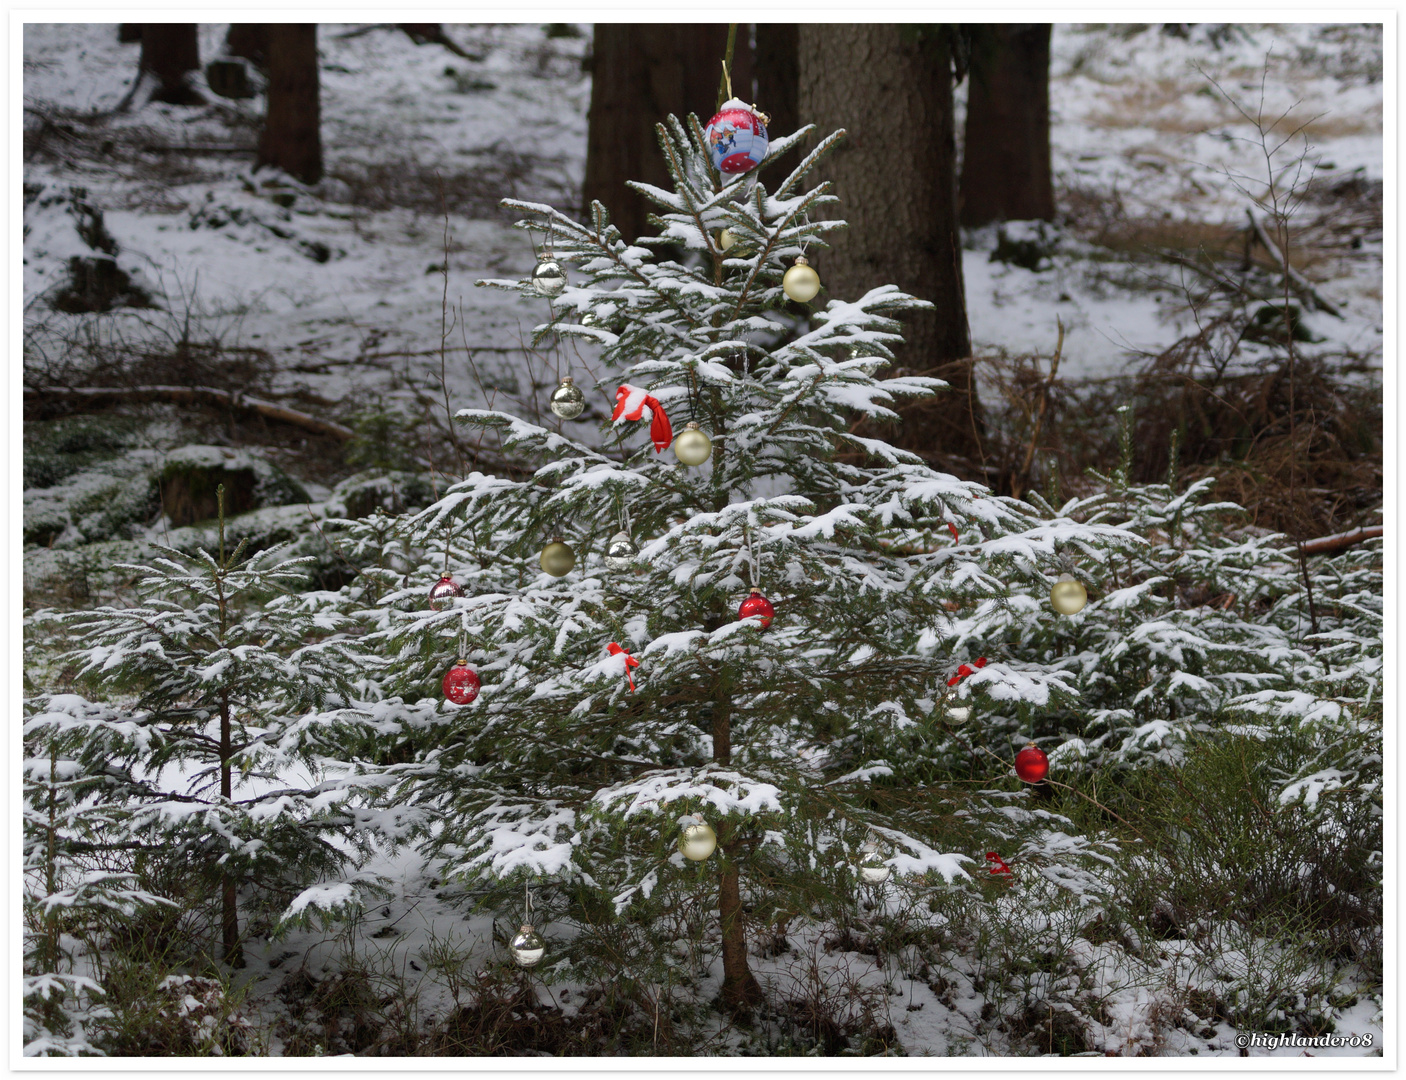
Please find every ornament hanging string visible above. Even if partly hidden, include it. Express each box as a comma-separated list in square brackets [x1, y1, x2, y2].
[524, 880, 533, 922]
[743, 521, 760, 587]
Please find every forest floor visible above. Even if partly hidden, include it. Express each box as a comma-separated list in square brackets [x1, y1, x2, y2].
[21, 21, 1384, 1059]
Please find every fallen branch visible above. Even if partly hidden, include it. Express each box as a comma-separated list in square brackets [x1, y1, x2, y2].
[1299, 525, 1383, 556]
[1246, 209, 1344, 319]
[26, 384, 355, 441]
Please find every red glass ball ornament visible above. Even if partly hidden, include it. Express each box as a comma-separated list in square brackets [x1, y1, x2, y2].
[737, 587, 775, 629]
[428, 574, 463, 612]
[1014, 743, 1049, 784]
[442, 663, 481, 705]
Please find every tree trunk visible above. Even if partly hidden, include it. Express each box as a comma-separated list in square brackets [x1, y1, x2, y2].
[959, 24, 1054, 226]
[225, 24, 270, 71]
[797, 24, 985, 469]
[257, 24, 322, 185]
[710, 672, 761, 1011]
[219, 689, 242, 967]
[140, 24, 205, 106]
[753, 24, 800, 172]
[583, 24, 743, 244]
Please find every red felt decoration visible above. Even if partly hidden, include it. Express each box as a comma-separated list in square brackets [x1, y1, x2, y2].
[611, 385, 673, 453]
[946, 656, 987, 687]
[607, 642, 640, 691]
[442, 663, 481, 705]
[947, 522, 960, 543]
[985, 852, 1013, 877]
[738, 588, 775, 629]
[1014, 743, 1049, 784]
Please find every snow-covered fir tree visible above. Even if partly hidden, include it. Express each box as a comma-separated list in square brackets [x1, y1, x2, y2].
[329, 114, 1188, 1007]
[42, 491, 374, 970]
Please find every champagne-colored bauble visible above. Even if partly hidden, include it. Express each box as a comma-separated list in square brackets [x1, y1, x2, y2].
[604, 530, 640, 571]
[672, 421, 713, 466]
[946, 704, 972, 724]
[719, 228, 739, 252]
[782, 256, 821, 303]
[530, 256, 566, 297]
[679, 821, 718, 862]
[858, 846, 892, 885]
[539, 539, 576, 577]
[1050, 573, 1088, 615]
[509, 924, 546, 967]
[428, 573, 463, 612]
[548, 375, 585, 419]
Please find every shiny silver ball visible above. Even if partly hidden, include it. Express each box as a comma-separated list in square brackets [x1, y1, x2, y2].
[509, 924, 545, 967]
[548, 376, 585, 419]
[530, 258, 566, 297]
[604, 530, 640, 571]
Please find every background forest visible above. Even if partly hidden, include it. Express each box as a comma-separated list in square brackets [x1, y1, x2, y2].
[21, 21, 1383, 1060]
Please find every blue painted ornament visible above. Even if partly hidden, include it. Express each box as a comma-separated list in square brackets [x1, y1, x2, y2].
[705, 99, 769, 175]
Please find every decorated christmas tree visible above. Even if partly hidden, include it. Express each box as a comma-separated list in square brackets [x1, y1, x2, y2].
[333, 106, 1168, 1009]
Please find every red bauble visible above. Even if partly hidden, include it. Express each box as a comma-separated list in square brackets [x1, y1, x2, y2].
[1014, 743, 1049, 784]
[428, 574, 464, 612]
[737, 588, 775, 629]
[442, 663, 481, 705]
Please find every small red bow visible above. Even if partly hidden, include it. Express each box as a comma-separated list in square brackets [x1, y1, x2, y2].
[985, 852, 1013, 877]
[947, 656, 987, 687]
[612, 385, 673, 453]
[607, 642, 639, 691]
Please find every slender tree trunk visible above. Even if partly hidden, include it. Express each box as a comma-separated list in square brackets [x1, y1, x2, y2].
[709, 684, 762, 1011]
[257, 24, 322, 185]
[959, 24, 1055, 226]
[797, 24, 985, 469]
[583, 24, 743, 244]
[140, 24, 205, 106]
[219, 688, 242, 967]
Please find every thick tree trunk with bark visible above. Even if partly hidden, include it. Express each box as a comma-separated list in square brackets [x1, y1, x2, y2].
[798, 24, 985, 468]
[959, 24, 1054, 226]
[583, 24, 746, 244]
[257, 24, 322, 185]
[225, 23, 270, 70]
[140, 24, 205, 106]
[753, 24, 799, 170]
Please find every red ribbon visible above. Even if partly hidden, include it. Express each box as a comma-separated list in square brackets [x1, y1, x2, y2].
[607, 642, 639, 691]
[985, 852, 1013, 877]
[611, 385, 673, 453]
[946, 656, 987, 687]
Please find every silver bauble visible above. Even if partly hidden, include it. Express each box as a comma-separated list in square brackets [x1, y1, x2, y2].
[679, 821, 717, 862]
[858, 847, 892, 885]
[548, 376, 585, 419]
[604, 530, 640, 571]
[946, 704, 972, 724]
[782, 256, 821, 303]
[530, 257, 566, 297]
[509, 924, 546, 968]
[1050, 573, 1088, 615]
[672, 421, 713, 467]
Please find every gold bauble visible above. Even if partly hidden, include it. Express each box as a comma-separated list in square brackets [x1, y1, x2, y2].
[719, 228, 739, 252]
[679, 821, 717, 862]
[539, 539, 576, 577]
[672, 421, 713, 467]
[782, 256, 821, 303]
[1050, 574, 1088, 615]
